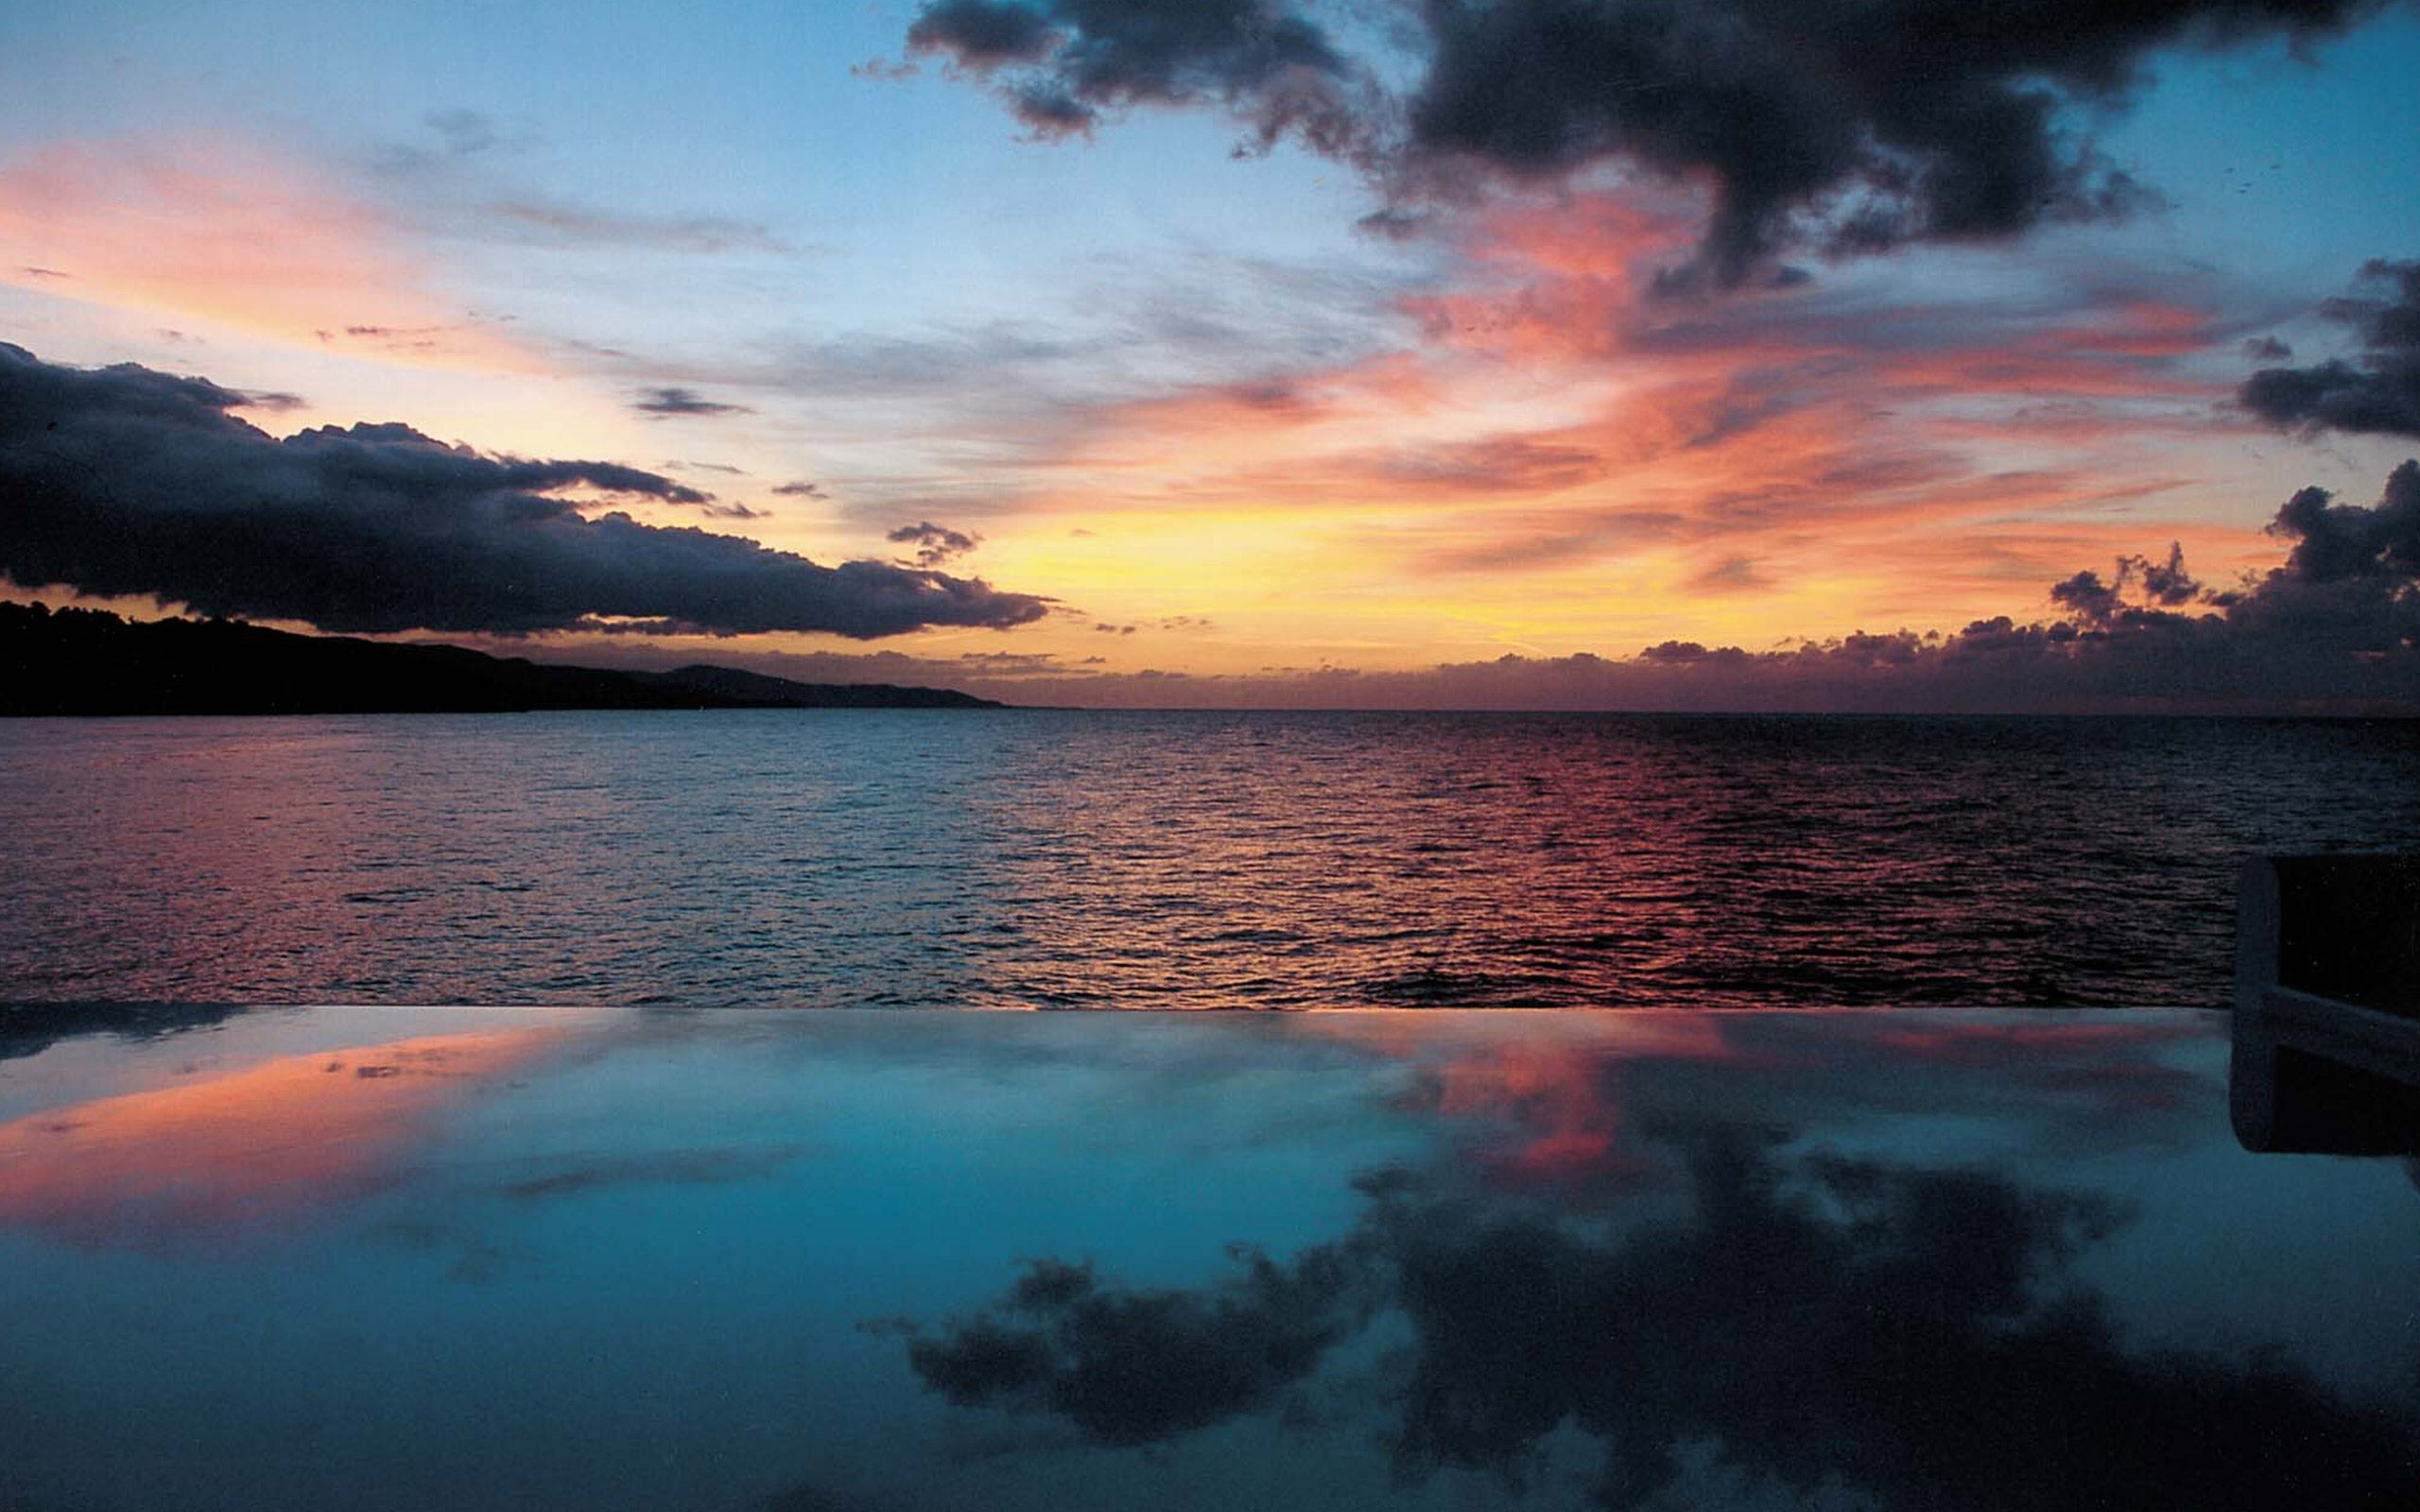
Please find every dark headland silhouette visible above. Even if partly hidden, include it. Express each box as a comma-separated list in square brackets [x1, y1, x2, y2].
[0, 603, 1004, 714]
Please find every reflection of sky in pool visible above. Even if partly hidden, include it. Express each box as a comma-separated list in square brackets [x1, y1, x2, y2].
[1, 1008, 2413, 1511]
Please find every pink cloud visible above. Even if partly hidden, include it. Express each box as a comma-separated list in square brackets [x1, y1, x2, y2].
[0, 138, 528, 369]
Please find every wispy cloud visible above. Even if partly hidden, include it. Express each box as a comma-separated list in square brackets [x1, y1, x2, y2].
[2241, 258, 2420, 438]
[0, 137, 530, 368]
[631, 386, 753, 419]
[369, 110, 796, 255]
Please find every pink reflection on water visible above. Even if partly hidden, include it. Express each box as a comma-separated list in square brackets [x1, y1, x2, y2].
[1858, 1021, 2203, 1110]
[0, 1026, 568, 1247]
[1297, 1010, 2208, 1187]
[1298, 1012, 1740, 1186]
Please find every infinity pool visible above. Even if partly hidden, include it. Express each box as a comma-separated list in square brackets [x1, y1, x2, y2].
[1, 1006, 2412, 1510]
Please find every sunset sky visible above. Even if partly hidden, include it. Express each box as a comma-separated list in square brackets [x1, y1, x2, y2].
[4, 1, 2418, 707]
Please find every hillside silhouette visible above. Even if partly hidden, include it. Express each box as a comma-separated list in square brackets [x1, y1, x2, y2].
[0, 603, 1003, 714]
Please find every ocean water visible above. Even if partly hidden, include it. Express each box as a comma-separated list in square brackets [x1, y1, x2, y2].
[1, 710, 2414, 1008]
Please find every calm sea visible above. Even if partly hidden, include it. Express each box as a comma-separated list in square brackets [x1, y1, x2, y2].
[2, 711, 2413, 1008]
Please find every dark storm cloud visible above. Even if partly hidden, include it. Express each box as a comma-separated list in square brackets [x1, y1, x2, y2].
[2049, 538, 2222, 631]
[905, 1, 2384, 282]
[887, 520, 980, 566]
[2241, 258, 2420, 438]
[908, 0, 1062, 66]
[2048, 567, 2128, 626]
[903, 0, 1370, 148]
[1400, 0, 2234, 282]
[2263, 458, 2420, 584]
[1636, 638, 1749, 665]
[1006, 82, 1100, 136]
[632, 386, 753, 419]
[2123, 541, 2205, 605]
[907, 1127, 2420, 1509]
[0, 344, 1050, 638]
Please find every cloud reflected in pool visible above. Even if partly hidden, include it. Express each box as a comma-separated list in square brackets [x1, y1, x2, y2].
[0, 1026, 573, 1246]
[907, 1014, 2419, 1509]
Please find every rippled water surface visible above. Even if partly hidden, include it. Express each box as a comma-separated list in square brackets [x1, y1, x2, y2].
[2, 711, 2414, 1006]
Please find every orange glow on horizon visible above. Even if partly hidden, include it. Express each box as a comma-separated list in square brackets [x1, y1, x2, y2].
[0, 146, 2334, 682]
[908, 183, 2281, 678]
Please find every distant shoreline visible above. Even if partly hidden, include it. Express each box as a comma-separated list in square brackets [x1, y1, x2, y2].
[9, 605, 2417, 720]
[0, 604, 1007, 715]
